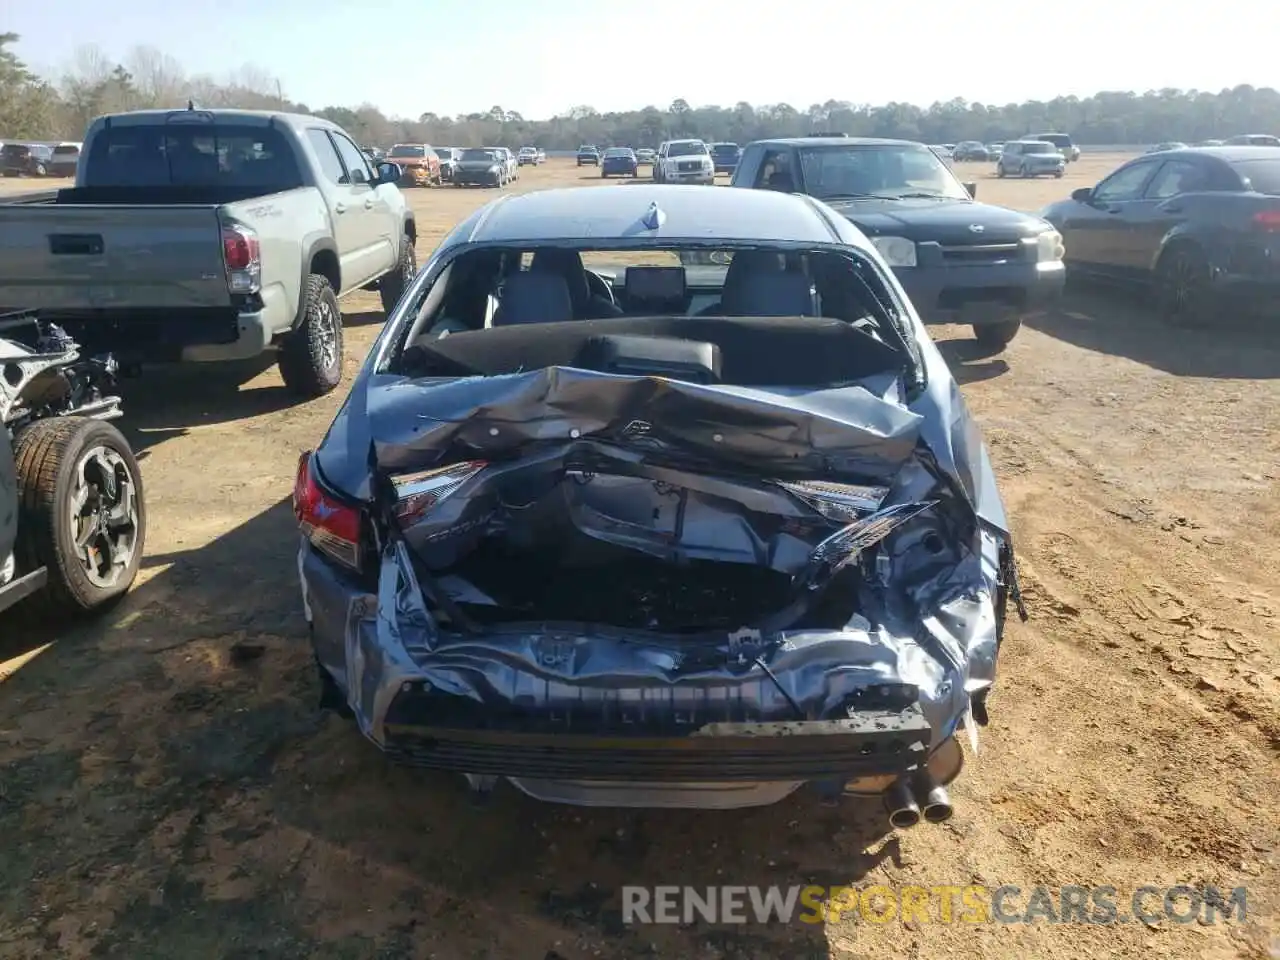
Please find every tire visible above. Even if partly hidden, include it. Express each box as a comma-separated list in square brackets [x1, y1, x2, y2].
[1156, 245, 1214, 328]
[34, 164, 46, 177]
[379, 235, 417, 317]
[996, 165, 1006, 178]
[12, 417, 145, 613]
[278, 274, 343, 397]
[973, 319, 1022, 352]
[1020, 165, 1031, 178]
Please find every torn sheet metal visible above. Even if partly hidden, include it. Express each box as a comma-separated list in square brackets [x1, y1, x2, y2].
[302, 341, 1012, 807]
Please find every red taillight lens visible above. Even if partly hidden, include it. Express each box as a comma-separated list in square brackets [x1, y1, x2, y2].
[1251, 210, 1280, 230]
[294, 451, 363, 570]
[222, 223, 261, 293]
[391, 461, 487, 526]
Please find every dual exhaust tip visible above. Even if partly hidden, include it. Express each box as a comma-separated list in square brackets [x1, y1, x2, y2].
[884, 771, 953, 828]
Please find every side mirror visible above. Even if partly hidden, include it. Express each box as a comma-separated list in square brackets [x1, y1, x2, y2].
[377, 162, 401, 184]
[1071, 186, 1093, 202]
[963, 181, 977, 199]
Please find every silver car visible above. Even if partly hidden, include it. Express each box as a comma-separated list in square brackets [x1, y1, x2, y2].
[293, 183, 1020, 820]
[996, 140, 1065, 179]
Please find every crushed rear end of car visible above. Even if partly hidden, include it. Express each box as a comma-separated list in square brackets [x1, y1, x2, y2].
[296, 308, 1020, 819]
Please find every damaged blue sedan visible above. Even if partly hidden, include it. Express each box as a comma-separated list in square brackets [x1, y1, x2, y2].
[293, 184, 1025, 823]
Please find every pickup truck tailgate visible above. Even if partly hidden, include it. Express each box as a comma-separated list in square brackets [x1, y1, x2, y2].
[0, 205, 233, 310]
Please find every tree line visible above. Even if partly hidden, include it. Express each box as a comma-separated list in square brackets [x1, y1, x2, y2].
[3, 34, 1280, 150]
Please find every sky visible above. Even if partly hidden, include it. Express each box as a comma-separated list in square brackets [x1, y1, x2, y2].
[10, 1, 1280, 120]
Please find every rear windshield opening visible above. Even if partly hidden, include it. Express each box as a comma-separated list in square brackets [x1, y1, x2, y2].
[392, 244, 912, 388]
[81, 124, 303, 189]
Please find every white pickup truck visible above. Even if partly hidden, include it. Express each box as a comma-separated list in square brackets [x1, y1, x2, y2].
[0, 107, 419, 398]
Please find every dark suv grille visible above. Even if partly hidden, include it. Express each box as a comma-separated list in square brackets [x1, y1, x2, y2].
[940, 242, 1023, 264]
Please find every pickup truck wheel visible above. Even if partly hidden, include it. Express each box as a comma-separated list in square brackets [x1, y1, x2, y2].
[973, 319, 1022, 352]
[379, 237, 417, 316]
[279, 275, 343, 397]
[12, 417, 145, 613]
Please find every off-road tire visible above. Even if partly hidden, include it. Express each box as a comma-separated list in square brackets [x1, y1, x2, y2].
[973, 319, 1022, 352]
[278, 275, 344, 397]
[379, 236, 417, 317]
[13, 417, 145, 612]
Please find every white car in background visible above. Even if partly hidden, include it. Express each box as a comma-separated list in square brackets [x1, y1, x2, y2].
[654, 139, 714, 185]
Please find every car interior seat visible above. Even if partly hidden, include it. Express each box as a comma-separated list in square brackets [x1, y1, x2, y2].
[530, 248, 623, 319]
[720, 261, 818, 317]
[491, 271, 574, 326]
[766, 169, 796, 191]
[696, 249, 787, 315]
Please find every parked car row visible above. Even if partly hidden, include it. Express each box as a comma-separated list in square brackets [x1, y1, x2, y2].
[1, 141, 82, 177]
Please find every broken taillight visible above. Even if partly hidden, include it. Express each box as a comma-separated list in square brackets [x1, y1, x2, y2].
[293, 451, 362, 570]
[775, 479, 890, 521]
[391, 461, 487, 525]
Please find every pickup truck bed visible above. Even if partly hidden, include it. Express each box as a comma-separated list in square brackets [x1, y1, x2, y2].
[0, 186, 298, 364]
[0, 107, 418, 400]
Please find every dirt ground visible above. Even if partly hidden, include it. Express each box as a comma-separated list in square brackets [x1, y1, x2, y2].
[0, 156, 1277, 960]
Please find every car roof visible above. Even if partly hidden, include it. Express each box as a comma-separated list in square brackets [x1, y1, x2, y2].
[748, 136, 918, 148]
[456, 184, 854, 247]
[93, 108, 345, 133]
[1131, 145, 1280, 162]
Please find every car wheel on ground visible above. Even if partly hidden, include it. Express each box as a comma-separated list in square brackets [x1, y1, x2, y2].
[1020, 165, 1031, 178]
[1156, 245, 1214, 327]
[278, 274, 344, 397]
[973, 319, 1022, 352]
[379, 236, 417, 317]
[12, 416, 145, 612]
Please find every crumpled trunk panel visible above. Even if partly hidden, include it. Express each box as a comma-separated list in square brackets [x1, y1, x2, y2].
[303, 364, 1010, 802]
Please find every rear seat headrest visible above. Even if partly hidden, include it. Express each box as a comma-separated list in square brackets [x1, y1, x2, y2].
[491, 271, 574, 325]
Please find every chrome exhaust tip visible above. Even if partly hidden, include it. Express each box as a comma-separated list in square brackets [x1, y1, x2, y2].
[914, 772, 954, 823]
[884, 777, 921, 829]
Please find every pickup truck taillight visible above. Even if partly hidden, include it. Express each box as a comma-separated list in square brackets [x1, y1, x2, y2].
[293, 451, 363, 571]
[222, 223, 261, 295]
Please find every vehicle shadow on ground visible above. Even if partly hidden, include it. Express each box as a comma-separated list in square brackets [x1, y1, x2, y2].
[114, 357, 300, 452]
[1027, 287, 1280, 379]
[343, 310, 386, 328]
[934, 337, 1010, 385]
[0, 497, 885, 957]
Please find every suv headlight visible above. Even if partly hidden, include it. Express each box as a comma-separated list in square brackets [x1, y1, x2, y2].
[872, 236, 918, 268]
[1036, 229, 1065, 262]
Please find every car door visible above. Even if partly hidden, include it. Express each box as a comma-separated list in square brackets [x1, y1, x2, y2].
[305, 128, 373, 293]
[1118, 159, 1211, 276]
[1066, 159, 1162, 275]
[328, 130, 396, 287]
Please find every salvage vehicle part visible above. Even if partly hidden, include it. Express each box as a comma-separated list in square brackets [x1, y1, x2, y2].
[0, 312, 145, 614]
[293, 185, 1026, 818]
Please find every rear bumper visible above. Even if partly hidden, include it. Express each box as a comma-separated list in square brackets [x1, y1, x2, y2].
[299, 540, 986, 808]
[38, 303, 278, 364]
[713, 162, 739, 174]
[602, 163, 638, 175]
[895, 257, 1065, 325]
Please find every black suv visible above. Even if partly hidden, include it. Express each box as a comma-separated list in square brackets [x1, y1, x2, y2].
[576, 145, 600, 166]
[730, 136, 1066, 351]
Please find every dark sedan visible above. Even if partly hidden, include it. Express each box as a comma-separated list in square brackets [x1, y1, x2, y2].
[600, 147, 638, 178]
[452, 148, 507, 187]
[1040, 146, 1280, 325]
